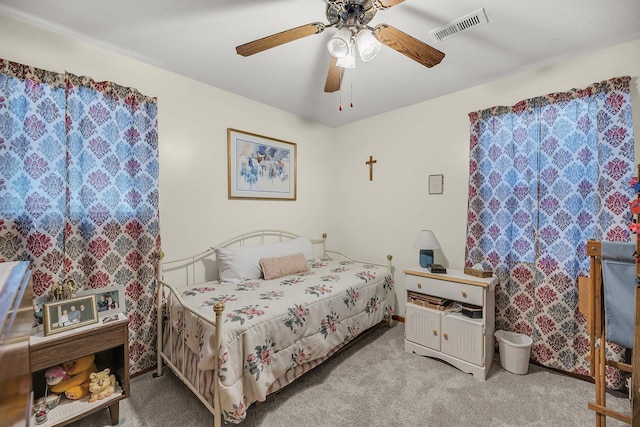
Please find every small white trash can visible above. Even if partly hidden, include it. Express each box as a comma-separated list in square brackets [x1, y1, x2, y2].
[494, 330, 533, 375]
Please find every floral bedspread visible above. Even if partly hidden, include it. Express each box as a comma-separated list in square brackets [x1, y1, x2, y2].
[168, 257, 395, 423]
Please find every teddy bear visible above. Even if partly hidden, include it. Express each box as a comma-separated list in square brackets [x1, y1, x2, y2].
[48, 354, 97, 400]
[88, 368, 117, 402]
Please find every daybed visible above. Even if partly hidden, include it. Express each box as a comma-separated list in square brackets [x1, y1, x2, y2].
[155, 230, 395, 426]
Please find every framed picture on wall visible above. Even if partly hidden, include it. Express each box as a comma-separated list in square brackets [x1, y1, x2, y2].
[227, 128, 297, 200]
[429, 174, 444, 195]
[32, 295, 48, 334]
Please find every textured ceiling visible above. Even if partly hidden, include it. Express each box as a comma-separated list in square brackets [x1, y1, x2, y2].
[1, 0, 639, 127]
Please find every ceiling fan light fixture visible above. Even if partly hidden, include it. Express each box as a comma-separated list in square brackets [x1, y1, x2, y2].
[327, 27, 352, 58]
[356, 29, 381, 61]
[336, 42, 356, 68]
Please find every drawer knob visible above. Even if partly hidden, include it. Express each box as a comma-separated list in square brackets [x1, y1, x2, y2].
[432, 329, 438, 336]
[443, 333, 448, 340]
[417, 282, 422, 289]
[461, 291, 467, 298]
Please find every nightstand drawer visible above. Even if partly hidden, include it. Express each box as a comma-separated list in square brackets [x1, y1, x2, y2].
[405, 274, 484, 306]
[30, 321, 127, 371]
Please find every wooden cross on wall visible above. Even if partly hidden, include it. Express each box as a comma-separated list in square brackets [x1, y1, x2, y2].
[365, 155, 377, 181]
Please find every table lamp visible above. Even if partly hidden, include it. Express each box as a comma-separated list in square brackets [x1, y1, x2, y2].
[414, 230, 441, 268]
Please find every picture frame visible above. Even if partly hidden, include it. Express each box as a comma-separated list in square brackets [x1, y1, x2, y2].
[43, 295, 98, 336]
[32, 295, 48, 334]
[79, 284, 125, 318]
[227, 128, 297, 200]
[429, 174, 444, 195]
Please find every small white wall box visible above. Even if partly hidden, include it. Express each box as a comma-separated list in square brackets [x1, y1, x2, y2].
[429, 174, 444, 194]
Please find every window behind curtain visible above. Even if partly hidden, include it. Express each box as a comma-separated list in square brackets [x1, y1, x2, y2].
[465, 76, 635, 388]
[0, 64, 67, 288]
[0, 59, 161, 374]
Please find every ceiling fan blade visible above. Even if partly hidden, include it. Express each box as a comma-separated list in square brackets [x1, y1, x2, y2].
[373, 0, 405, 9]
[236, 23, 325, 57]
[373, 24, 445, 68]
[324, 56, 344, 93]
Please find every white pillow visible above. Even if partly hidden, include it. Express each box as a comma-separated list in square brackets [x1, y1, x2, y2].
[215, 236, 314, 283]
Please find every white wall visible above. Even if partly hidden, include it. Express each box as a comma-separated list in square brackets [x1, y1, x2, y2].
[332, 39, 640, 315]
[1, 15, 639, 316]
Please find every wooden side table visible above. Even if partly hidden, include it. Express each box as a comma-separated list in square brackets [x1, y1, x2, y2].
[30, 314, 129, 426]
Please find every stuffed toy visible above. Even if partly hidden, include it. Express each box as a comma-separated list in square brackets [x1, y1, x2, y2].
[49, 354, 97, 400]
[44, 365, 70, 387]
[88, 368, 117, 402]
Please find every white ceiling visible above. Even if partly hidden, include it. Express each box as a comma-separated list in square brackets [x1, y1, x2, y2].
[1, 0, 639, 128]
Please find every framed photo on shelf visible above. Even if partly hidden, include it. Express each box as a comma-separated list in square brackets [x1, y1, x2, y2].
[32, 295, 48, 334]
[79, 284, 125, 318]
[43, 295, 98, 336]
[227, 128, 297, 200]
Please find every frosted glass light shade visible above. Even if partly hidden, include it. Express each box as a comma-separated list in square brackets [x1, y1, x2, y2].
[327, 27, 352, 58]
[336, 43, 356, 68]
[356, 29, 381, 61]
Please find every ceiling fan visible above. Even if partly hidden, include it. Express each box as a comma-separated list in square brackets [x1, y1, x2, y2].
[235, 0, 445, 93]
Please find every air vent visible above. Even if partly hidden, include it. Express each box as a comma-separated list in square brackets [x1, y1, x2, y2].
[429, 8, 488, 42]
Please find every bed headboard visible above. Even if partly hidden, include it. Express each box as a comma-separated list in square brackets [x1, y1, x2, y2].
[160, 230, 326, 287]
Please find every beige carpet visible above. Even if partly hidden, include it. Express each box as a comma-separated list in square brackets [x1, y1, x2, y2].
[70, 323, 630, 426]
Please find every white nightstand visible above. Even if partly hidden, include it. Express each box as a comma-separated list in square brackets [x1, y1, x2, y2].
[404, 267, 496, 380]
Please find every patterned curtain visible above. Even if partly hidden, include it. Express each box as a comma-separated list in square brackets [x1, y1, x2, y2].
[0, 61, 67, 291]
[465, 76, 635, 388]
[0, 59, 161, 374]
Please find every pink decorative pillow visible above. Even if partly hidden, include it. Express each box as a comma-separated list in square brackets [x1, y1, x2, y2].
[260, 253, 310, 280]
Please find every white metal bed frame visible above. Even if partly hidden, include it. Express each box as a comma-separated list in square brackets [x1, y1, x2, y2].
[154, 230, 393, 427]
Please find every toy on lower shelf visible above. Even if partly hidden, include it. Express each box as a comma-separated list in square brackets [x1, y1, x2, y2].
[47, 354, 96, 400]
[89, 368, 117, 402]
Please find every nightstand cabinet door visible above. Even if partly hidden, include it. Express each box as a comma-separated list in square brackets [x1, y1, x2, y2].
[441, 315, 483, 366]
[405, 304, 440, 351]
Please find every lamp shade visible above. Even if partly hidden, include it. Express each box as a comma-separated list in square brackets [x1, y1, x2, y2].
[336, 42, 356, 68]
[356, 29, 381, 61]
[327, 27, 352, 58]
[414, 230, 441, 250]
[414, 230, 440, 268]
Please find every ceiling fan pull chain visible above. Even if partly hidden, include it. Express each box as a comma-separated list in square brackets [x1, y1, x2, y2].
[338, 67, 344, 111]
[350, 70, 354, 108]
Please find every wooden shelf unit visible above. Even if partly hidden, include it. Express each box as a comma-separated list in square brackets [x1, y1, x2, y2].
[30, 314, 129, 426]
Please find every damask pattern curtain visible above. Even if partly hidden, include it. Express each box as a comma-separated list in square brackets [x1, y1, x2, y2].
[465, 76, 635, 387]
[0, 59, 161, 374]
[0, 62, 67, 289]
